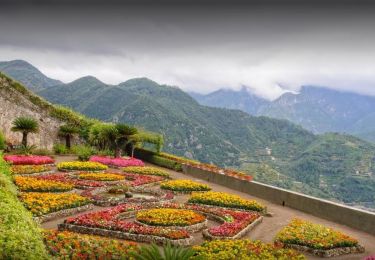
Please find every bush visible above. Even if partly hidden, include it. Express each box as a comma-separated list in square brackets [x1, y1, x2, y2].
[71, 145, 97, 161]
[0, 153, 49, 259]
[53, 143, 68, 154]
[134, 148, 182, 171]
[0, 130, 5, 150]
[32, 148, 52, 156]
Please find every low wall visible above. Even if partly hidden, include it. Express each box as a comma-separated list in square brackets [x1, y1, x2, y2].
[182, 164, 375, 236]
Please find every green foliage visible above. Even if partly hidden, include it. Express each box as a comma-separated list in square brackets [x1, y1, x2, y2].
[0, 130, 5, 150]
[11, 116, 39, 133]
[71, 145, 97, 161]
[32, 148, 52, 156]
[134, 148, 182, 171]
[53, 143, 69, 154]
[13, 145, 37, 155]
[131, 242, 196, 260]
[0, 153, 50, 259]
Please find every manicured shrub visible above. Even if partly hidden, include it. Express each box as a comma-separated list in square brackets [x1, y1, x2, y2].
[71, 145, 97, 161]
[134, 148, 183, 171]
[0, 154, 49, 259]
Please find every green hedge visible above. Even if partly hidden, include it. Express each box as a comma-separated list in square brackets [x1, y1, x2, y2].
[134, 148, 183, 171]
[0, 154, 50, 259]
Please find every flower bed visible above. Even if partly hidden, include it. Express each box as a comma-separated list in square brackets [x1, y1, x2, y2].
[43, 230, 139, 259]
[125, 173, 164, 186]
[161, 179, 211, 193]
[193, 239, 306, 260]
[78, 172, 125, 181]
[57, 161, 108, 172]
[14, 176, 74, 192]
[90, 155, 145, 168]
[4, 155, 54, 165]
[11, 165, 52, 175]
[275, 219, 365, 257]
[123, 166, 169, 177]
[188, 191, 266, 213]
[36, 172, 107, 189]
[20, 192, 90, 216]
[60, 203, 192, 245]
[136, 208, 206, 227]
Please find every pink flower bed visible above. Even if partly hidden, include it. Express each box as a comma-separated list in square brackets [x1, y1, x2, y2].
[89, 156, 144, 168]
[4, 155, 54, 165]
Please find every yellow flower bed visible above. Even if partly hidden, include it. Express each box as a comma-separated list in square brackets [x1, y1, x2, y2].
[57, 161, 108, 171]
[161, 179, 211, 192]
[275, 218, 359, 250]
[11, 165, 52, 175]
[123, 166, 169, 177]
[193, 239, 305, 260]
[20, 192, 90, 216]
[136, 208, 205, 227]
[188, 191, 265, 212]
[78, 173, 125, 181]
[14, 176, 73, 192]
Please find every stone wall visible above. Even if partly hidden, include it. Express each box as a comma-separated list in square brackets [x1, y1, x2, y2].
[0, 76, 63, 150]
[182, 164, 375, 236]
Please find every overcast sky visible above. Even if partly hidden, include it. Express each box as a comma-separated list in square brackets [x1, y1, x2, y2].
[1, 3, 375, 99]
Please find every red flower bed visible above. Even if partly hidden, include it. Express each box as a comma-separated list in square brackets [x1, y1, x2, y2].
[4, 155, 54, 165]
[90, 156, 144, 168]
[64, 204, 189, 240]
[125, 173, 163, 187]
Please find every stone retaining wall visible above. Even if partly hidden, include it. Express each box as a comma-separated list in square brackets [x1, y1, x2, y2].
[182, 164, 375, 236]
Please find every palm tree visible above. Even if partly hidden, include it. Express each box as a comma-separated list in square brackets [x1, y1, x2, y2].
[11, 117, 39, 147]
[114, 124, 138, 158]
[58, 124, 79, 149]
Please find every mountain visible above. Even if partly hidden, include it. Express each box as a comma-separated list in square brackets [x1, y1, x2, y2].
[2, 59, 375, 209]
[0, 60, 62, 92]
[191, 86, 375, 142]
[189, 87, 270, 115]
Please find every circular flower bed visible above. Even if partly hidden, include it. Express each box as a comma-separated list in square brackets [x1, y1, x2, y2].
[123, 166, 169, 177]
[14, 176, 74, 192]
[188, 191, 266, 212]
[78, 173, 125, 181]
[11, 165, 52, 175]
[4, 155, 54, 165]
[193, 239, 306, 260]
[57, 161, 108, 172]
[161, 179, 211, 192]
[136, 208, 205, 227]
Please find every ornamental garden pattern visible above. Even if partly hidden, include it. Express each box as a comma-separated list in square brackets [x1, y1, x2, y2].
[2, 154, 367, 259]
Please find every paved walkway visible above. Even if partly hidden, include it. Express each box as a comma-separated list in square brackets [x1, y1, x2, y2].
[43, 156, 375, 259]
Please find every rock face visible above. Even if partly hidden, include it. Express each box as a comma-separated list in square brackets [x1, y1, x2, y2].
[0, 76, 64, 149]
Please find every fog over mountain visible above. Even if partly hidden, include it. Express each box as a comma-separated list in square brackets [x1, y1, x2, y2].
[1, 3, 375, 99]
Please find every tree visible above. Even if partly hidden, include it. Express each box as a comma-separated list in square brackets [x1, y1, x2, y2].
[11, 117, 39, 147]
[113, 124, 138, 158]
[58, 124, 79, 149]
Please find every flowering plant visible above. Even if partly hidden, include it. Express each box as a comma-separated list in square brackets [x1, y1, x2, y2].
[136, 208, 206, 227]
[275, 218, 359, 250]
[43, 230, 139, 259]
[57, 161, 108, 171]
[188, 191, 265, 212]
[161, 179, 211, 192]
[36, 172, 107, 188]
[90, 156, 144, 167]
[20, 192, 90, 216]
[14, 176, 74, 192]
[11, 165, 51, 175]
[193, 239, 305, 259]
[64, 204, 189, 240]
[78, 172, 125, 181]
[123, 166, 169, 177]
[125, 173, 164, 186]
[4, 155, 54, 165]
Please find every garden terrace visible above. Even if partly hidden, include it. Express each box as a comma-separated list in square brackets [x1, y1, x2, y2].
[2, 154, 375, 259]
